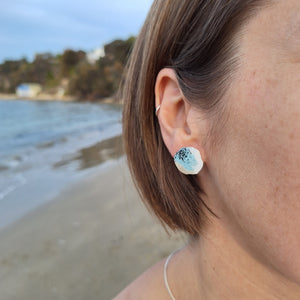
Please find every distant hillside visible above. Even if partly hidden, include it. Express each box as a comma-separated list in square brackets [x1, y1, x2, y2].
[0, 37, 135, 102]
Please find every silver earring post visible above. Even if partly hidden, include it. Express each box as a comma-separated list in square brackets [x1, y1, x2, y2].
[155, 105, 161, 116]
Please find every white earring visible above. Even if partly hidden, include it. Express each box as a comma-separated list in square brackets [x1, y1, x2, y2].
[174, 147, 203, 175]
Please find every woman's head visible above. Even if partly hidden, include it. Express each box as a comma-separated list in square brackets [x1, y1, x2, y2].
[122, 0, 273, 235]
[123, 0, 300, 284]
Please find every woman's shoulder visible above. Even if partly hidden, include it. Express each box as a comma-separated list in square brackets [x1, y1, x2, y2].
[113, 258, 171, 300]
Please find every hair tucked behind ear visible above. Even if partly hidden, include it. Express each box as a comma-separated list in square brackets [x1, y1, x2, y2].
[120, 0, 273, 237]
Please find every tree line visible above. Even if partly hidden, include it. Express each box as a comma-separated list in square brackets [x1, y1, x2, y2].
[0, 37, 135, 101]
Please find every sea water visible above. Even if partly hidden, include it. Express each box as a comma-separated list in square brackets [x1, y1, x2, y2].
[0, 99, 122, 229]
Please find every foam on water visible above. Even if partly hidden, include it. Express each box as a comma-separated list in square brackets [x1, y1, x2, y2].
[0, 174, 27, 201]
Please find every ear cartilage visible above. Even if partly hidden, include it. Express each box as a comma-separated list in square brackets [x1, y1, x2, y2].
[174, 147, 203, 175]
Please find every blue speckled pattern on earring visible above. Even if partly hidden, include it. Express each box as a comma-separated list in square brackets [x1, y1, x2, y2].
[174, 147, 203, 175]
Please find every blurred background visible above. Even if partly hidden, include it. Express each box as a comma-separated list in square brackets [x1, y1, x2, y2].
[0, 1, 185, 299]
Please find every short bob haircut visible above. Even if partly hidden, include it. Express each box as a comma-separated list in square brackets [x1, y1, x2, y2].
[121, 0, 273, 237]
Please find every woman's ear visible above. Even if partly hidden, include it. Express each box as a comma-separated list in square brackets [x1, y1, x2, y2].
[155, 68, 206, 160]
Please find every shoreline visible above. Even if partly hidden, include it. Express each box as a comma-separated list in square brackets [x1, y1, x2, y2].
[0, 93, 117, 103]
[0, 134, 124, 230]
[0, 159, 186, 299]
[0, 99, 123, 231]
[0, 93, 75, 102]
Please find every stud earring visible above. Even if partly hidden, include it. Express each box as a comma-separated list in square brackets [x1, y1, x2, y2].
[174, 147, 203, 175]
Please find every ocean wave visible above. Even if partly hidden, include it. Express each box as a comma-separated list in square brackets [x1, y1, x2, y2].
[0, 174, 26, 201]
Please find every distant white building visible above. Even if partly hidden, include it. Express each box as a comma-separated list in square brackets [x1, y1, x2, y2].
[87, 47, 105, 64]
[16, 83, 42, 98]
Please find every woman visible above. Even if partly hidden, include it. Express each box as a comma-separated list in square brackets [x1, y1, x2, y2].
[116, 0, 300, 299]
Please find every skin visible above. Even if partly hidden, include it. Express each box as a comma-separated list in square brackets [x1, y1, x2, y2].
[115, 0, 300, 298]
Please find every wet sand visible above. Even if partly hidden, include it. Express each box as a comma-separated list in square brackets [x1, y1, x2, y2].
[0, 159, 186, 300]
[53, 135, 124, 171]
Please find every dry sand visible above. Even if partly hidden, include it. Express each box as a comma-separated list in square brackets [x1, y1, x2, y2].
[0, 93, 117, 103]
[0, 159, 186, 300]
[0, 93, 75, 102]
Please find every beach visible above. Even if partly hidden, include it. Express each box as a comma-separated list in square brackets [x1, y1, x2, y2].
[0, 159, 186, 300]
[0, 99, 186, 299]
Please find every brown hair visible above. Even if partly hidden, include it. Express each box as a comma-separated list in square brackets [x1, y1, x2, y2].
[121, 0, 273, 237]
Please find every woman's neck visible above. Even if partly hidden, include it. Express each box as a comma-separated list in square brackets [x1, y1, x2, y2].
[182, 220, 300, 300]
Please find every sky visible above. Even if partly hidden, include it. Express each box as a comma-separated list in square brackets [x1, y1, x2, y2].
[0, 0, 153, 63]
